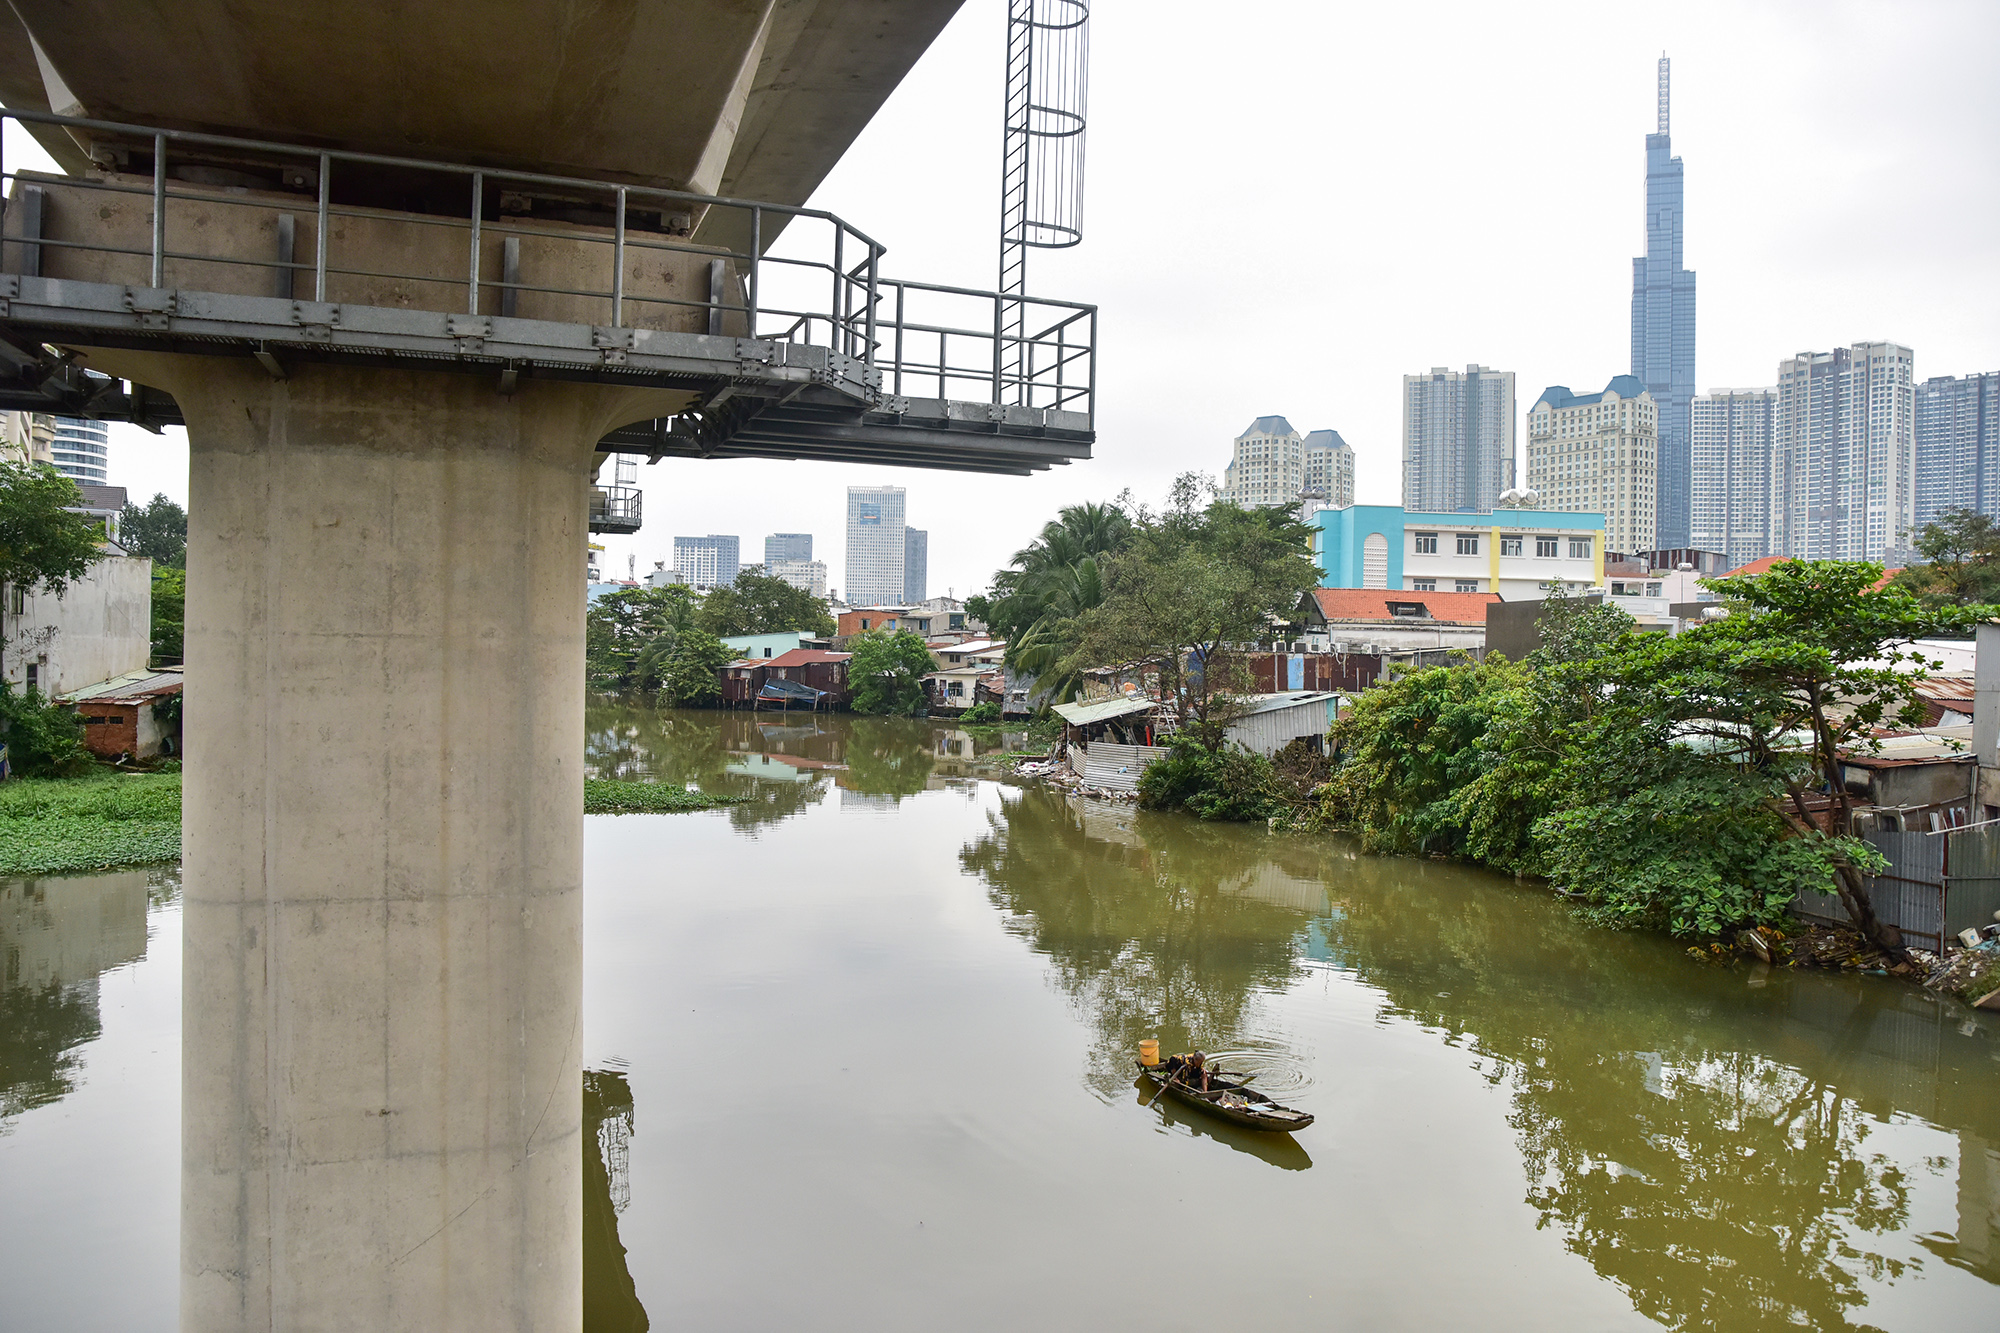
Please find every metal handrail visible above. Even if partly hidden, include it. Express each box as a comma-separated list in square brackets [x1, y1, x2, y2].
[0, 107, 1096, 424]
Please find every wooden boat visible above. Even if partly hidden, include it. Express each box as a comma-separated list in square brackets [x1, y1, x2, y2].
[1136, 1054, 1313, 1132]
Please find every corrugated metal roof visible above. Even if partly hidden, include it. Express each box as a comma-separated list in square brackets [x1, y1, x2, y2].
[1052, 696, 1157, 725]
[1915, 675, 1975, 705]
[1231, 691, 1341, 717]
[62, 668, 184, 703]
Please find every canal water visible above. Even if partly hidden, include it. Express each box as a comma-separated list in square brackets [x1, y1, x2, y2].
[4, 706, 1999, 1330]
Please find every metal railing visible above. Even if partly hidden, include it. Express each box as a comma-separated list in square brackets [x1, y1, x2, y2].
[0, 108, 1095, 422]
[588, 485, 643, 532]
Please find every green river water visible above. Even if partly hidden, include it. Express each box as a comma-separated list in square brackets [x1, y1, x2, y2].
[2, 705, 1997, 1330]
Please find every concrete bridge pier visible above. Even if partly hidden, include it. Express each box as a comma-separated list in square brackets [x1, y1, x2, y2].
[100, 354, 683, 1332]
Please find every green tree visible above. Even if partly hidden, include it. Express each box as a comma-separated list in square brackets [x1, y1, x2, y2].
[633, 626, 732, 706]
[695, 568, 834, 637]
[1889, 507, 2000, 607]
[1065, 476, 1321, 738]
[117, 493, 187, 568]
[586, 585, 701, 690]
[0, 462, 106, 613]
[981, 500, 1132, 654]
[847, 629, 936, 716]
[150, 565, 185, 666]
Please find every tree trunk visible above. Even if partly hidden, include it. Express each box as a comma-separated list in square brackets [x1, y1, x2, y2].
[1801, 684, 1906, 960]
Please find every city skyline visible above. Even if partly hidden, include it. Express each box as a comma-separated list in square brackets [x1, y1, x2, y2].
[79, 4, 2000, 595]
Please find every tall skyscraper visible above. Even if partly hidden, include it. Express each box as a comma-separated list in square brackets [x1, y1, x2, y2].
[1525, 376, 1658, 555]
[1401, 365, 1515, 514]
[903, 528, 928, 604]
[1630, 55, 1697, 550]
[845, 485, 907, 606]
[765, 533, 813, 565]
[1774, 342, 1915, 560]
[1302, 429, 1355, 507]
[1914, 372, 1999, 527]
[768, 559, 829, 598]
[1222, 417, 1306, 508]
[50, 416, 110, 486]
[671, 534, 741, 589]
[1690, 388, 1778, 566]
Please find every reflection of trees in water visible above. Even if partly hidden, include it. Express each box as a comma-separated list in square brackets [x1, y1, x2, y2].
[1, 871, 150, 1130]
[959, 786, 1321, 1096]
[962, 789, 2000, 1321]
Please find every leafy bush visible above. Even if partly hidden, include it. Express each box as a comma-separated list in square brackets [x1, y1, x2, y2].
[1137, 740, 1280, 822]
[958, 701, 1002, 725]
[0, 683, 96, 777]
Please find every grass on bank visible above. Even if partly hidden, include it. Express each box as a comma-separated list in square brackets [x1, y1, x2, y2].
[0, 772, 183, 875]
[584, 778, 744, 814]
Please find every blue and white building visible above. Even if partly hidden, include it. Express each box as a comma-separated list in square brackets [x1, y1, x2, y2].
[1310, 504, 1605, 600]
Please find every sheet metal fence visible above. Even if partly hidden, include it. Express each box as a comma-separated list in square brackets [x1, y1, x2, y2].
[0, 108, 1094, 420]
[1793, 821, 2000, 951]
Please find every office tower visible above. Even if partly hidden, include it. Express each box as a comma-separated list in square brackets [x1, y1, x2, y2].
[1914, 372, 2000, 527]
[765, 532, 813, 565]
[768, 558, 829, 598]
[671, 534, 741, 589]
[1302, 429, 1355, 507]
[1774, 342, 1915, 560]
[845, 484, 907, 606]
[1630, 55, 1697, 550]
[1690, 388, 1778, 566]
[1401, 365, 1515, 513]
[1525, 376, 1658, 554]
[50, 416, 110, 486]
[903, 528, 927, 604]
[1222, 417, 1305, 507]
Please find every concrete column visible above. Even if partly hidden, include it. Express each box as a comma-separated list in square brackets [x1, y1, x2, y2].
[95, 356, 680, 1331]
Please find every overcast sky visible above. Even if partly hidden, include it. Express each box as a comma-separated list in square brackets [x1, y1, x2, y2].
[88, 0, 2000, 598]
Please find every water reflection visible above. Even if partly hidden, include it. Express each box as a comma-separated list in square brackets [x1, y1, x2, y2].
[584, 1067, 647, 1333]
[0, 869, 159, 1129]
[585, 704, 1017, 826]
[957, 783, 2000, 1323]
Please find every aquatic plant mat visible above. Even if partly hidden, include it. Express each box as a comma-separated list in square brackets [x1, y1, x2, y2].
[0, 773, 182, 874]
[584, 779, 745, 815]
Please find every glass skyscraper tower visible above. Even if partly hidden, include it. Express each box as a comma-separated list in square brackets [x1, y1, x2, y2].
[1630, 54, 1696, 551]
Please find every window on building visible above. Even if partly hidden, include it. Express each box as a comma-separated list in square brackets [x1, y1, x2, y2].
[1456, 534, 1479, 555]
[1455, 580, 1480, 593]
[1569, 538, 1593, 559]
[7, 584, 21, 615]
[1535, 536, 1558, 558]
[764, 647, 774, 657]
[1500, 536, 1522, 556]
[1646, 582, 1662, 597]
[1411, 579, 1436, 592]
[1413, 532, 1438, 554]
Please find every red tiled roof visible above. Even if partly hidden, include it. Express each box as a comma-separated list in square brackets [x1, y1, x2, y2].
[1307, 587, 1500, 626]
[1719, 557, 1902, 590]
[765, 649, 852, 668]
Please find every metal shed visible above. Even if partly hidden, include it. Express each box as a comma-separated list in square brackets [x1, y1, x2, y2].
[1221, 692, 1341, 758]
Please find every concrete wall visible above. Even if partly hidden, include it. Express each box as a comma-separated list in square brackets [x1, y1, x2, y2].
[3, 553, 151, 695]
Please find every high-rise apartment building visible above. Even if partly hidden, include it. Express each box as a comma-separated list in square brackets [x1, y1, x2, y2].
[1689, 388, 1778, 566]
[1774, 343, 1915, 560]
[1302, 429, 1355, 507]
[50, 416, 110, 486]
[1630, 55, 1697, 551]
[1914, 372, 1999, 527]
[768, 558, 829, 598]
[1526, 376, 1657, 555]
[845, 485, 908, 606]
[903, 528, 927, 604]
[764, 533, 813, 565]
[1402, 365, 1515, 514]
[671, 534, 741, 589]
[0, 410, 55, 468]
[1222, 417, 1306, 508]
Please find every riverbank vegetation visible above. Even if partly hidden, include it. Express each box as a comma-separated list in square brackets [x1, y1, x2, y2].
[847, 628, 937, 715]
[586, 570, 834, 700]
[0, 773, 182, 874]
[1304, 562, 1991, 948]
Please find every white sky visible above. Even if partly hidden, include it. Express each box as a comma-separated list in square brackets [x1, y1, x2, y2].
[77, 0, 2000, 597]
